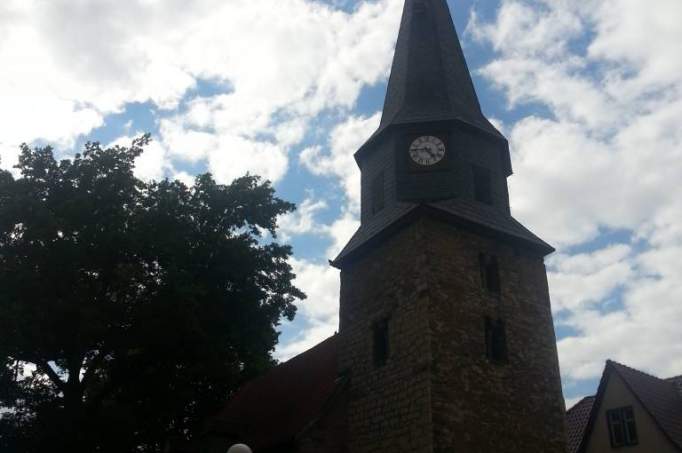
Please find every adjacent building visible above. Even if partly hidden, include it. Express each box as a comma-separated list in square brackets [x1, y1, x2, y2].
[567, 361, 682, 453]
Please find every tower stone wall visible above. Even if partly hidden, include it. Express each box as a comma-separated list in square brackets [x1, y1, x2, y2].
[338, 221, 434, 453]
[337, 216, 567, 453]
[423, 218, 566, 453]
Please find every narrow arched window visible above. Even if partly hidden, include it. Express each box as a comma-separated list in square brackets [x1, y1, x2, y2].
[371, 171, 385, 215]
[372, 318, 390, 367]
[473, 165, 493, 205]
[485, 317, 507, 364]
[479, 253, 501, 294]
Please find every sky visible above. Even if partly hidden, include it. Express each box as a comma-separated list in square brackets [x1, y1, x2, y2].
[1, 0, 681, 409]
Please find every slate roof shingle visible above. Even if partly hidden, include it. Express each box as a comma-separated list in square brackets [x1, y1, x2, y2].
[667, 375, 682, 397]
[332, 199, 554, 267]
[429, 198, 553, 250]
[360, 0, 507, 166]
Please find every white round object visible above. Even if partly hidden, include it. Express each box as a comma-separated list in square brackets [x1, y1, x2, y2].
[409, 135, 446, 166]
[227, 444, 252, 453]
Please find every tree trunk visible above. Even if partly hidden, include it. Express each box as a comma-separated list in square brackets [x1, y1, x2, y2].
[61, 360, 88, 453]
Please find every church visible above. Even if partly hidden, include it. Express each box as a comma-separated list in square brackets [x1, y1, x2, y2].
[195, 0, 567, 451]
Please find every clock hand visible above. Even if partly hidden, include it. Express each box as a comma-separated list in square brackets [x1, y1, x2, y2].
[420, 147, 436, 158]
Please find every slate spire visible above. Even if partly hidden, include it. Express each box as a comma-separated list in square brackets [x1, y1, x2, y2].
[376, 0, 502, 140]
[333, 0, 551, 268]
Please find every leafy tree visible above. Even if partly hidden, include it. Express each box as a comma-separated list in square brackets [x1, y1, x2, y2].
[0, 135, 305, 452]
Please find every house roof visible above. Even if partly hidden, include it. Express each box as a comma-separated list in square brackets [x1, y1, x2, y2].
[578, 360, 682, 452]
[611, 361, 682, 450]
[207, 335, 343, 451]
[566, 396, 595, 453]
[331, 200, 554, 268]
[667, 375, 682, 397]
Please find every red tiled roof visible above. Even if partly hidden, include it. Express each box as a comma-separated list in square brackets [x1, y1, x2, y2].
[207, 335, 343, 451]
[566, 396, 595, 453]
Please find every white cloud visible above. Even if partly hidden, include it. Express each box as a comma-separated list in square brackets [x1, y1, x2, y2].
[278, 197, 328, 240]
[149, 0, 401, 183]
[172, 171, 196, 187]
[134, 140, 170, 182]
[324, 210, 360, 258]
[0, 97, 103, 171]
[548, 245, 633, 313]
[276, 257, 341, 361]
[291, 258, 340, 324]
[207, 136, 289, 185]
[295, 112, 375, 260]
[0, 0, 402, 184]
[558, 261, 682, 382]
[588, 0, 682, 90]
[472, 1, 682, 249]
[467, 1, 582, 58]
[551, 241, 682, 383]
[275, 320, 337, 362]
[300, 112, 381, 211]
[107, 134, 171, 182]
[160, 118, 215, 164]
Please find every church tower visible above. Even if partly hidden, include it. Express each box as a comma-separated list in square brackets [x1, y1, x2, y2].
[331, 1, 567, 451]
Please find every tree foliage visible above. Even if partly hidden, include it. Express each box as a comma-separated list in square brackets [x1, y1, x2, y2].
[0, 135, 305, 452]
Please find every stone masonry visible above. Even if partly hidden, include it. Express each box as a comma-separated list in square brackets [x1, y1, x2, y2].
[338, 219, 433, 453]
[337, 215, 567, 453]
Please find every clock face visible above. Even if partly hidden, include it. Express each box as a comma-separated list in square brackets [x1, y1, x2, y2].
[409, 136, 446, 166]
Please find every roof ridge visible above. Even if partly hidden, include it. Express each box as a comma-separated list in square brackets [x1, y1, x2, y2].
[234, 335, 339, 396]
[607, 359, 666, 382]
[566, 395, 595, 413]
[279, 333, 337, 366]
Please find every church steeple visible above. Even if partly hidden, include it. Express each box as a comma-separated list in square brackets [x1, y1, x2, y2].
[333, 0, 551, 268]
[333, 4, 566, 452]
[378, 0, 502, 141]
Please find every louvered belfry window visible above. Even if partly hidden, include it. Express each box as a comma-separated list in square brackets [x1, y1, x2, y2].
[371, 171, 385, 215]
[473, 165, 493, 205]
[485, 317, 508, 363]
[372, 318, 390, 367]
[479, 253, 501, 294]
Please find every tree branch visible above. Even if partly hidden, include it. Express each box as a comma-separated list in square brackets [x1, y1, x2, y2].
[81, 350, 107, 389]
[36, 360, 67, 392]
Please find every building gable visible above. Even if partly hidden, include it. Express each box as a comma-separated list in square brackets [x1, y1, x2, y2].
[580, 361, 682, 453]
